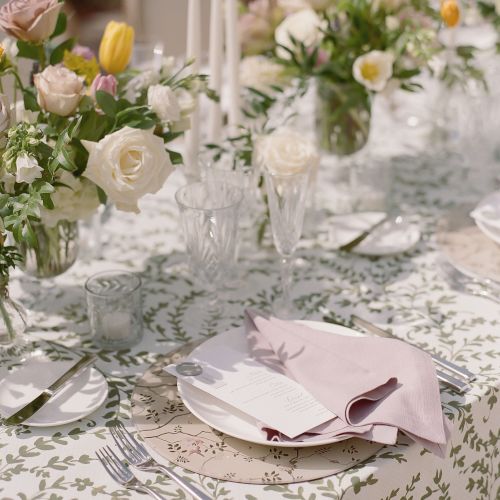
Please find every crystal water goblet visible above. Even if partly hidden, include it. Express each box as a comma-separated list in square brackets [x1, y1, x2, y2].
[264, 168, 310, 318]
[175, 181, 243, 313]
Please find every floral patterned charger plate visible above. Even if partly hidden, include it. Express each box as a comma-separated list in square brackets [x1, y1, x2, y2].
[436, 205, 500, 282]
[131, 341, 383, 484]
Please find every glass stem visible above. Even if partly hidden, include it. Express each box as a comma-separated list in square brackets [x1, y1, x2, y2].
[280, 255, 293, 313]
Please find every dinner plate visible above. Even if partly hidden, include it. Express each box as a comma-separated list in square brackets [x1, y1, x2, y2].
[327, 212, 420, 256]
[437, 205, 500, 283]
[0, 355, 108, 426]
[178, 320, 361, 448]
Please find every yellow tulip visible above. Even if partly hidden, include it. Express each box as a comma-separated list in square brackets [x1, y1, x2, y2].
[0, 46, 4, 60]
[99, 21, 134, 74]
[440, 0, 460, 28]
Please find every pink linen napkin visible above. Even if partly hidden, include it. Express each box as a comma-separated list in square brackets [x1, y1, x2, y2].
[245, 310, 449, 455]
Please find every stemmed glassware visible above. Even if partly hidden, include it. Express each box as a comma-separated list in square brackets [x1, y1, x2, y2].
[264, 168, 310, 318]
[175, 181, 243, 314]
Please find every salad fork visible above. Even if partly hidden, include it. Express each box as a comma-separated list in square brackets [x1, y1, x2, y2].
[96, 446, 166, 500]
[110, 422, 211, 500]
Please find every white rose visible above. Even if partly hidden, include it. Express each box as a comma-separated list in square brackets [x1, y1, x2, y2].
[15, 153, 42, 184]
[254, 128, 319, 175]
[40, 171, 100, 228]
[147, 84, 181, 122]
[240, 56, 290, 92]
[275, 9, 326, 59]
[353, 50, 394, 92]
[82, 127, 174, 213]
[34, 66, 84, 116]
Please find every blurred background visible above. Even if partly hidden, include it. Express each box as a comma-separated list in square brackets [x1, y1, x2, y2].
[0, 0, 211, 57]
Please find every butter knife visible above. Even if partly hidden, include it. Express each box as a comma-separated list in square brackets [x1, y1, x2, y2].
[351, 315, 475, 382]
[338, 215, 389, 252]
[4, 354, 97, 426]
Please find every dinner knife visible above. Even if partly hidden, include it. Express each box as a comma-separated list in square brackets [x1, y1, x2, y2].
[351, 315, 475, 383]
[338, 215, 389, 252]
[3, 354, 97, 426]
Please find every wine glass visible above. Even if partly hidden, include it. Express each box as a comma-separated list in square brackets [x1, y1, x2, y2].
[175, 181, 243, 314]
[264, 168, 310, 318]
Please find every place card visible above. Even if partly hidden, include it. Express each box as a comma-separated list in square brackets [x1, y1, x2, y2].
[165, 345, 336, 438]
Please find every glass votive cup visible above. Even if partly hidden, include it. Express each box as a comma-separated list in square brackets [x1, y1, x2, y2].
[85, 270, 143, 350]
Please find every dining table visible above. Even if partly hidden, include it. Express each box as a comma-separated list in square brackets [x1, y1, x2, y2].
[0, 88, 499, 500]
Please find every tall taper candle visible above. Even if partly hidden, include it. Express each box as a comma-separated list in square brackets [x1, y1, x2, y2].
[208, 0, 223, 143]
[185, 0, 202, 181]
[225, 0, 241, 134]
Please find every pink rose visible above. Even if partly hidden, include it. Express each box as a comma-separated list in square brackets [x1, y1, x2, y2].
[72, 44, 95, 61]
[90, 74, 117, 100]
[0, 0, 62, 42]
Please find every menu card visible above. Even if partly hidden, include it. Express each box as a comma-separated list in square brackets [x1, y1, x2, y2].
[165, 345, 336, 438]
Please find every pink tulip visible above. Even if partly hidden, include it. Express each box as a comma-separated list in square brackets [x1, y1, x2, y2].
[90, 74, 117, 99]
[72, 44, 95, 61]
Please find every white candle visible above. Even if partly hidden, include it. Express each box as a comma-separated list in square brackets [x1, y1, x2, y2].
[185, 0, 202, 181]
[208, 0, 223, 144]
[225, 0, 241, 135]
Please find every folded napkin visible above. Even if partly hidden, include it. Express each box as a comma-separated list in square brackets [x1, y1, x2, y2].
[245, 310, 450, 455]
[470, 191, 500, 230]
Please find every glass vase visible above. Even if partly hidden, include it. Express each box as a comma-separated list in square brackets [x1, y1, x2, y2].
[315, 79, 372, 214]
[18, 220, 79, 279]
[0, 278, 28, 356]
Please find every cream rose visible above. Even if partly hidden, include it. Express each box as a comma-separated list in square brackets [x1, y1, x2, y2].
[147, 84, 181, 122]
[254, 128, 319, 175]
[0, 0, 62, 42]
[275, 9, 326, 59]
[15, 152, 42, 184]
[34, 66, 84, 116]
[353, 50, 395, 92]
[82, 127, 174, 213]
[240, 56, 290, 92]
[40, 171, 100, 228]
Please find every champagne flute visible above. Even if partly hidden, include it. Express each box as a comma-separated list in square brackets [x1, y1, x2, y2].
[264, 168, 310, 318]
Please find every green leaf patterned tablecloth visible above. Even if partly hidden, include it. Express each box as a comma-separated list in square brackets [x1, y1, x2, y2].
[0, 150, 499, 500]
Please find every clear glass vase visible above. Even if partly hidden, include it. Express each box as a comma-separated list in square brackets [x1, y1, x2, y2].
[0, 278, 28, 356]
[315, 79, 372, 214]
[18, 220, 79, 279]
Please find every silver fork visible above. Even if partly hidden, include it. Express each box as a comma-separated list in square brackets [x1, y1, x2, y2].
[96, 446, 167, 500]
[110, 422, 211, 500]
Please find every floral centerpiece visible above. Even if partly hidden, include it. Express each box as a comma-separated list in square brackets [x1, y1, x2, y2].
[0, 0, 213, 280]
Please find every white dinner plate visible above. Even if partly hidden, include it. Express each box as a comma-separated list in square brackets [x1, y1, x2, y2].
[178, 320, 362, 448]
[327, 212, 420, 256]
[0, 356, 108, 426]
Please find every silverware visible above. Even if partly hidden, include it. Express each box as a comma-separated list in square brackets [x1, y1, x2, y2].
[110, 421, 210, 500]
[4, 354, 97, 426]
[96, 446, 167, 500]
[439, 259, 500, 305]
[351, 315, 474, 392]
[338, 215, 390, 252]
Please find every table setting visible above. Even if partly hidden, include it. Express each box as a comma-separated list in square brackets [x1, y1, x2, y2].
[0, 0, 499, 499]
